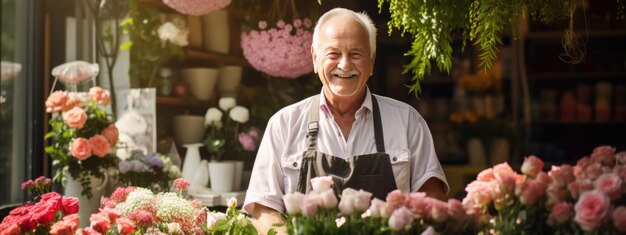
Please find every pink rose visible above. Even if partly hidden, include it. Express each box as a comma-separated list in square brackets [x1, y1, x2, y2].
[591, 145, 616, 166]
[547, 201, 573, 225]
[582, 163, 604, 180]
[61, 197, 78, 215]
[89, 135, 110, 157]
[465, 181, 493, 207]
[568, 179, 594, 200]
[612, 206, 626, 232]
[385, 189, 407, 209]
[548, 164, 575, 187]
[353, 190, 373, 213]
[238, 132, 257, 151]
[101, 124, 118, 145]
[300, 194, 321, 217]
[61, 97, 82, 112]
[516, 178, 545, 206]
[574, 190, 611, 231]
[62, 107, 87, 129]
[521, 155, 544, 178]
[594, 173, 623, 201]
[310, 176, 333, 193]
[116, 218, 136, 235]
[447, 199, 466, 221]
[546, 185, 568, 206]
[88, 86, 111, 105]
[45, 91, 69, 113]
[63, 214, 79, 232]
[69, 138, 92, 160]
[50, 219, 73, 235]
[283, 192, 305, 215]
[477, 168, 495, 182]
[429, 199, 449, 222]
[388, 207, 413, 231]
[405, 192, 430, 218]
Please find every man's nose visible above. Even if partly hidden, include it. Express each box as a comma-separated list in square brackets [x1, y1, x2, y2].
[337, 55, 352, 71]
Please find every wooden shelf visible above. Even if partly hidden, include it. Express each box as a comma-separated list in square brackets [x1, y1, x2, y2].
[182, 49, 249, 67]
[156, 96, 212, 108]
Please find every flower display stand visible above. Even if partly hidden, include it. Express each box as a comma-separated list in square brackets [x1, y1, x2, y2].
[188, 187, 245, 207]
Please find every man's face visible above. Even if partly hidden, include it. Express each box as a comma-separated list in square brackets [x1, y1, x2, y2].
[312, 16, 375, 98]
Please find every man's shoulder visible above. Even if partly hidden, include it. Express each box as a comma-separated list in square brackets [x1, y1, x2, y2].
[373, 94, 418, 112]
[269, 96, 316, 121]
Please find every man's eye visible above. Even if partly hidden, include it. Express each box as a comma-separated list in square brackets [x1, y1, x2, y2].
[350, 53, 363, 59]
[327, 53, 340, 58]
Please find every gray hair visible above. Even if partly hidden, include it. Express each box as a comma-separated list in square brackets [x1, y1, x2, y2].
[312, 8, 377, 58]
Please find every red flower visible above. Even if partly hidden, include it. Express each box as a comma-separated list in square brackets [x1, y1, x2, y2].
[88, 213, 111, 233]
[127, 209, 154, 227]
[17, 214, 36, 232]
[32, 202, 57, 224]
[115, 218, 136, 235]
[110, 186, 134, 203]
[21, 180, 33, 190]
[61, 197, 79, 215]
[0, 222, 20, 235]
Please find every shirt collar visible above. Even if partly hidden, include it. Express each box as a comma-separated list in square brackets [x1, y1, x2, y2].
[318, 87, 373, 118]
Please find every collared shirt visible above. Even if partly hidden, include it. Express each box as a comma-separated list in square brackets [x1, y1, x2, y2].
[243, 88, 449, 213]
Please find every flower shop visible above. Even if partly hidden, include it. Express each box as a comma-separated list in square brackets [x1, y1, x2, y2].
[1, 0, 626, 234]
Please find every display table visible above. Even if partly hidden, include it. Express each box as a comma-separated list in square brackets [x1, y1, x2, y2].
[188, 187, 246, 207]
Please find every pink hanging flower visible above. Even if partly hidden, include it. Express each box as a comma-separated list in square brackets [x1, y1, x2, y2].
[163, 0, 232, 16]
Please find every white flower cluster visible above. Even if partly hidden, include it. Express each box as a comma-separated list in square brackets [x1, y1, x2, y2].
[157, 17, 189, 47]
[156, 192, 195, 222]
[204, 97, 250, 127]
[116, 188, 155, 214]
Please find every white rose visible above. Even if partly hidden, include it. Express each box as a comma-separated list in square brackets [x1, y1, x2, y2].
[219, 97, 237, 111]
[205, 107, 223, 126]
[229, 106, 249, 123]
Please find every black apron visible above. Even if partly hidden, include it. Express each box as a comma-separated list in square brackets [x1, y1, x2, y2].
[295, 95, 397, 200]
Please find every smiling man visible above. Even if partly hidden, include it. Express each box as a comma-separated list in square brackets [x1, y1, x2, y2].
[243, 8, 448, 234]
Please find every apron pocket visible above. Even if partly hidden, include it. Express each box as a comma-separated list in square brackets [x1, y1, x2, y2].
[390, 150, 410, 192]
[281, 153, 302, 193]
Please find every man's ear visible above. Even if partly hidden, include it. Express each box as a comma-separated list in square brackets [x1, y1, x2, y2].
[311, 46, 317, 73]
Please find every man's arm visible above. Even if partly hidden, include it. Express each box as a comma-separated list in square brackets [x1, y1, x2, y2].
[418, 177, 446, 200]
[250, 203, 288, 235]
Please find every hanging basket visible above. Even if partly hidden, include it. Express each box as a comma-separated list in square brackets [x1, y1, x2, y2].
[162, 0, 231, 16]
[240, 18, 314, 79]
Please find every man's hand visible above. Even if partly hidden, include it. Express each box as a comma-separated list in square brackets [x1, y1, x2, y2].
[250, 203, 288, 235]
[418, 177, 447, 200]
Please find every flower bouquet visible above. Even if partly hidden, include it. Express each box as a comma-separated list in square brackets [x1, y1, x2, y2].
[204, 97, 260, 162]
[44, 86, 119, 197]
[90, 179, 207, 234]
[0, 177, 79, 235]
[118, 150, 182, 192]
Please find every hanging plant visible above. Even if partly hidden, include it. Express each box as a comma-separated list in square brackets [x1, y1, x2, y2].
[240, 0, 314, 79]
[162, 0, 232, 16]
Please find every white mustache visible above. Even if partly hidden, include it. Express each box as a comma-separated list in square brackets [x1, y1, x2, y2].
[330, 68, 359, 78]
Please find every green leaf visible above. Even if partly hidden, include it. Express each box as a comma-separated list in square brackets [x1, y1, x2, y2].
[215, 220, 230, 231]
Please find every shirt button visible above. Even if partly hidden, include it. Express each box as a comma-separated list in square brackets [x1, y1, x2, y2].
[392, 157, 397, 162]
[293, 162, 298, 167]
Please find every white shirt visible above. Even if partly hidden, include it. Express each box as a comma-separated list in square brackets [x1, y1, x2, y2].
[243, 89, 448, 213]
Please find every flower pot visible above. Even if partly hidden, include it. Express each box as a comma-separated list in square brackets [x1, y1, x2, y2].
[201, 9, 229, 53]
[208, 161, 235, 193]
[173, 115, 206, 145]
[63, 171, 109, 228]
[181, 68, 219, 101]
[217, 65, 242, 97]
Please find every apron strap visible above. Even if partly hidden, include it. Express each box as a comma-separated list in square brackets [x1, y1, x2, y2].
[306, 95, 320, 151]
[371, 95, 386, 153]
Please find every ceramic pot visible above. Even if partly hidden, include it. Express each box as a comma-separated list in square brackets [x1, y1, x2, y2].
[217, 65, 242, 97]
[181, 68, 219, 101]
[173, 115, 206, 145]
[208, 161, 235, 193]
[201, 9, 229, 53]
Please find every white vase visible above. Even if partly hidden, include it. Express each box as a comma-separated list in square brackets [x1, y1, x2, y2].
[191, 159, 210, 188]
[181, 67, 219, 101]
[208, 161, 235, 193]
[63, 171, 109, 228]
[217, 65, 242, 97]
[227, 160, 244, 191]
[467, 138, 487, 166]
[201, 9, 230, 53]
[173, 115, 206, 145]
[181, 143, 203, 182]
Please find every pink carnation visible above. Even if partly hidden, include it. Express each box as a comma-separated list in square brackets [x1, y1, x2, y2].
[61, 197, 79, 215]
[69, 137, 92, 160]
[127, 210, 154, 227]
[61, 97, 82, 112]
[62, 107, 87, 129]
[173, 178, 190, 191]
[574, 190, 611, 231]
[88, 86, 111, 105]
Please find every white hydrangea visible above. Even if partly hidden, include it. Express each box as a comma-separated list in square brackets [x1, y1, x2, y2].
[205, 107, 223, 127]
[156, 192, 194, 222]
[116, 188, 154, 214]
[218, 97, 236, 111]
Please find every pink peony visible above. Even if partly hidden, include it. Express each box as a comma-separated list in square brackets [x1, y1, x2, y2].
[101, 124, 118, 146]
[283, 192, 305, 215]
[69, 137, 92, 160]
[594, 173, 623, 201]
[521, 155, 544, 178]
[173, 178, 190, 191]
[547, 201, 573, 225]
[574, 190, 611, 231]
[388, 207, 414, 231]
[310, 176, 333, 193]
[45, 90, 69, 113]
[612, 206, 626, 232]
[88, 86, 111, 105]
[116, 218, 136, 235]
[89, 135, 110, 157]
[62, 107, 87, 129]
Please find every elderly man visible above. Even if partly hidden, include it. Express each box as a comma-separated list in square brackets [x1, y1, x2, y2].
[243, 7, 448, 233]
